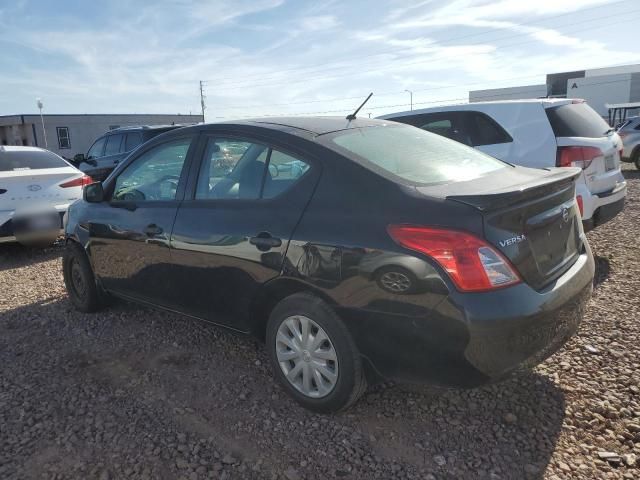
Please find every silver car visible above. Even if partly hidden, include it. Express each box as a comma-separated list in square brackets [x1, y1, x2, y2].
[617, 116, 640, 170]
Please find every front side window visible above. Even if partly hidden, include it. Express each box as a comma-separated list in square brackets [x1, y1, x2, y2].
[56, 127, 71, 149]
[104, 134, 124, 156]
[87, 137, 106, 159]
[328, 124, 507, 185]
[112, 137, 192, 202]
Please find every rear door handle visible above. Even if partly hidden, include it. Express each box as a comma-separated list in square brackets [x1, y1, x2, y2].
[143, 224, 163, 236]
[249, 232, 282, 251]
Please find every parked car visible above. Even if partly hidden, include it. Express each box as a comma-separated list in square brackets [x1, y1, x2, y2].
[380, 99, 627, 231]
[0, 146, 91, 245]
[74, 125, 185, 181]
[63, 117, 594, 412]
[616, 115, 640, 169]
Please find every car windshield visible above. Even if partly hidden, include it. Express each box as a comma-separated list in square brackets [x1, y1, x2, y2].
[327, 124, 507, 185]
[0, 150, 69, 171]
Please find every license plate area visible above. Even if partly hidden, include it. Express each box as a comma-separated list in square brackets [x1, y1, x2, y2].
[605, 154, 615, 171]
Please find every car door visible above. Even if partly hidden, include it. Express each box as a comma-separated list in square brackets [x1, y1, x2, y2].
[87, 133, 197, 304]
[169, 132, 320, 331]
[461, 111, 513, 161]
[99, 133, 128, 171]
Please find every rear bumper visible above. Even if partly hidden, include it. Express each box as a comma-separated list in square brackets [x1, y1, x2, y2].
[342, 243, 594, 387]
[578, 179, 626, 226]
[0, 209, 66, 244]
[582, 181, 626, 231]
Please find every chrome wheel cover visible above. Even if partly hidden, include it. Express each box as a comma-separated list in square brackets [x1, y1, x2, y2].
[380, 271, 411, 292]
[275, 315, 338, 398]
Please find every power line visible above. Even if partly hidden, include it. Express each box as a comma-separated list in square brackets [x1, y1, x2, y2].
[209, 77, 634, 119]
[204, 0, 634, 87]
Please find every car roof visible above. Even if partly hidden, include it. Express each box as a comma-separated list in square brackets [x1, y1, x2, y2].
[0, 145, 49, 153]
[212, 116, 389, 136]
[110, 124, 188, 133]
[379, 98, 576, 119]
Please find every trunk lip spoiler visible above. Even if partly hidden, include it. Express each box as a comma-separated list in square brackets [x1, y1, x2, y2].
[444, 167, 581, 212]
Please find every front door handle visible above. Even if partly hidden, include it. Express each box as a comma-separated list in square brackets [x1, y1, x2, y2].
[143, 224, 163, 236]
[249, 232, 282, 251]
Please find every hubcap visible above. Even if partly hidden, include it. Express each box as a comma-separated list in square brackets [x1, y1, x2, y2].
[380, 271, 411, 292]
[275, 315, 338, 398]
[70, 259, 86, 297]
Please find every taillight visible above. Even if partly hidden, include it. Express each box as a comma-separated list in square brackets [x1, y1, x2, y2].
[387, 225, 521, 292]
[60, 175, 93, 188]
[576, 195, 583, 216]
[556, 146, 603, 170]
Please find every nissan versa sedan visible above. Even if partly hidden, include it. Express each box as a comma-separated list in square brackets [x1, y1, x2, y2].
[63, 117, 594, 412]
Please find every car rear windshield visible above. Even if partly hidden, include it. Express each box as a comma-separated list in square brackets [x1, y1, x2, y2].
[545, 102, 611, 138]
[327, 124, 507, 185]
[0, 150, 69, 171]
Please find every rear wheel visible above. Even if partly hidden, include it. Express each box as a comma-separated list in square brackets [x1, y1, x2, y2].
[266, 293, 367, 413]
[633, 149, 640, 170]
[63, 242, 104, 313]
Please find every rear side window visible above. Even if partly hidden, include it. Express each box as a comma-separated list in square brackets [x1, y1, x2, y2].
[124, 132, 143, 152]
[388, 113, 471, 145]
[0, 150, 68, 171]
[464, 112, 512, 146]
[329, 124, 507, 185]
[545, 102, 610, 138]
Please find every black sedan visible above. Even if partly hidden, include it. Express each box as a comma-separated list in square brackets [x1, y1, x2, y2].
[63, 117, 594, 412]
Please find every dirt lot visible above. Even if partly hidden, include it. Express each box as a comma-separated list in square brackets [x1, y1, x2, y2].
[1, 166, 639, 480]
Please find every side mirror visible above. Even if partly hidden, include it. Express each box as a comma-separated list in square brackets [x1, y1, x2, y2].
[73, 153, 85, 163]
[83, 182, 104, 203]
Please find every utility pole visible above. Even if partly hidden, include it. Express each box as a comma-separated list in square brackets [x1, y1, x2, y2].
[36, 98, 48, 148]
[199, 81, 207, 122]
[405, 89, 413, 111]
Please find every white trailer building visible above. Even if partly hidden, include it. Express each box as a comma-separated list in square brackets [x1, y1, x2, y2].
[0, 113, 202, 159]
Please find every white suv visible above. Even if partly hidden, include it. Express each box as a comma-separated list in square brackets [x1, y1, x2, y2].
[380, 99, 626, 230]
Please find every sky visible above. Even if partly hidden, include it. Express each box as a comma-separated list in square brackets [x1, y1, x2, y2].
[0, 0, 639, 119]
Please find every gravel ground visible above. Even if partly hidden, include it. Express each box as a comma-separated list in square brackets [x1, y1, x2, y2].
[1, 166, 639, 480]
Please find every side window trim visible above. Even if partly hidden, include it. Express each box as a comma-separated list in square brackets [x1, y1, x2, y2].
[106, 133, 198, 204]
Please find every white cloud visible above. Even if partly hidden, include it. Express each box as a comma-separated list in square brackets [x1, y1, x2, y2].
[300, 15, 339, 31]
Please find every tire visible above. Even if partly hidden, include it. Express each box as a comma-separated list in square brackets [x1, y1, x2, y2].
[375, 266, 418, 294]
[62, 242, 104, 313]
[633, 149, 640, 170]
[266, 293, 367, 413]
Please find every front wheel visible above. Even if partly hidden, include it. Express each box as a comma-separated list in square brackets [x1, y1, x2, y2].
[266, 293, 367, 413]
[633, 149, 640, 170]
[62, 242, 104, 313]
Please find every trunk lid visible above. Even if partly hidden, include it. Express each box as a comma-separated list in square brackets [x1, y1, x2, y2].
[0, 167, 82, 213]
[418, 166, 583, 290]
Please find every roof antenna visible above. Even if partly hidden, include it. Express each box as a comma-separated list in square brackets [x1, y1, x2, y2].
[346, 92, 373, 121]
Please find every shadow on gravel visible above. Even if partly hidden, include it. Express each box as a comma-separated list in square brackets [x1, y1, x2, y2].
[593, 255, 611, 288]
[2, 296, 566, 480]
[622, 168, 639, 180]
[0, 243, 63, 271]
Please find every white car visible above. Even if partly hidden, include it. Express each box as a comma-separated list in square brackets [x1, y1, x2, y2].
[380, 99, 627, 230]
[0, 146, 91, 245]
